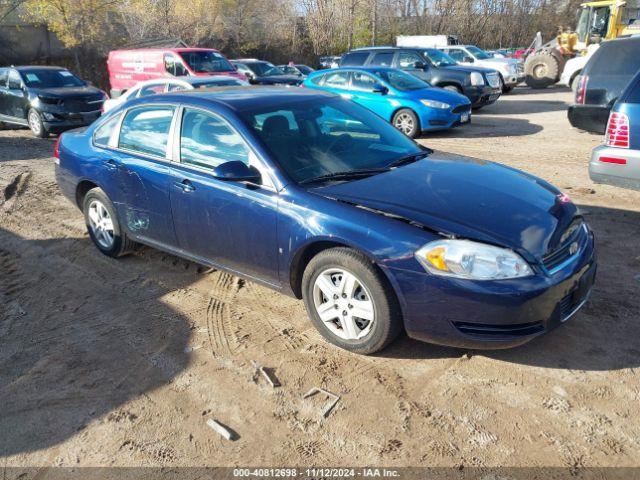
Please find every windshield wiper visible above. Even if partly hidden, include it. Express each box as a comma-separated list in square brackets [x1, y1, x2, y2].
[387, 149, 432, 168]
[299, 167, 390, 185]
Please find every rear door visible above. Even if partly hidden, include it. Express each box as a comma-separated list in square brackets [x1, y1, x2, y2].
[168, 107, 279, 284]
[321, 71, 353, 99]
[108, 104, 178, 247]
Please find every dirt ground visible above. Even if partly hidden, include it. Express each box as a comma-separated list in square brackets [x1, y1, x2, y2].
[1, 86, 639, 469]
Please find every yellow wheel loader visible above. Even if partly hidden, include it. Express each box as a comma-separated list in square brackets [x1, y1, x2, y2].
[524, 0, 640, 88]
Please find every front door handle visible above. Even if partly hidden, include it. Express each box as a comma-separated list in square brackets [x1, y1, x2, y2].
[175, 179, 195, 193]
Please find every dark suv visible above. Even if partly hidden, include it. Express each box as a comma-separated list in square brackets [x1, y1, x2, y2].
[0, 66, 106, 138]
[568, 36, 640, 134]
[340, 47, 502, 108]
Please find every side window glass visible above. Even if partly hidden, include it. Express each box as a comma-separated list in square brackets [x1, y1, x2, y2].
[8, 71, 22, 89]
[370, 52, 394, 66]
[164, 55, 188, 76]
[340, 52, 369, 67]
[351, 72, 377, 91]
[180, 108, 250, 169]
[324, 71, 350, 88]
[447, 49, 465, 62]
[94, 113, 122, 147]
[119, 106, 175, 157]
[398, 52, 422, 68]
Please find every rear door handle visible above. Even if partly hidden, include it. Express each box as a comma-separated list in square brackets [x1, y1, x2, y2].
[174, 179, 196, 193]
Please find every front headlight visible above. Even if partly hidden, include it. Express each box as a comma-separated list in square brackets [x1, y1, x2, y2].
[415, 239, 533, 280]
[421, 99, 450, 109]
[470, 72, 485, 86]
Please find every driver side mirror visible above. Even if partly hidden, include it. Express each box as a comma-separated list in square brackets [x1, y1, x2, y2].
[413, 61, 427, 70]
[372, 83, 388, 94]
[463, 56, 475, 63]
[212, 161, 261, 184]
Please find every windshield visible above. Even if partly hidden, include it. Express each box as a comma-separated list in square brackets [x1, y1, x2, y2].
[421, 49, 458, 67]
[373, 69, 429, 91]
[467, 46, 491, 60]
[240, 97, 421, 184]
[247, 62, 285, 76]
[179, 51, 235, 73]
[21, 69, 85, 88]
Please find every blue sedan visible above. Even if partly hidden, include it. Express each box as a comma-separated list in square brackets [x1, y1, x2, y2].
[302, 67, 471, 137]
[54, 87, 596, 354]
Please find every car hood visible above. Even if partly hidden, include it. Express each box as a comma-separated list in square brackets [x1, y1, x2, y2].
[442, 64, 498, 75]
[310, 155, 578, 260]
[480, 57, 520, 68]
[30, 86, 103, 98]
[409, 88, 470, 106]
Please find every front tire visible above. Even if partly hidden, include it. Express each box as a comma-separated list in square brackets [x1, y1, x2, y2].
[392, 108, 420, 138]
[83, 188, 136, 258]
[302, 247, 402, 354]
[28, 108, 48, 138]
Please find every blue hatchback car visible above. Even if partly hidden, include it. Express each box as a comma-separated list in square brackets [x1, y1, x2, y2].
[55, 87, 596, 354]
[303, 67, 471, 138]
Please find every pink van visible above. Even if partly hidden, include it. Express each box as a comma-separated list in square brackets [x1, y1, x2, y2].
[107, 48, 246, 97]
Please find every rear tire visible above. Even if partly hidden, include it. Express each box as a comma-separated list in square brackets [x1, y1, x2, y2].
[27, 108, 48, 138]
[392, 108, 420, 138]
[83, 188, 136, 258]
[524, 50, 560, 89]
[302, 247, 402, 354]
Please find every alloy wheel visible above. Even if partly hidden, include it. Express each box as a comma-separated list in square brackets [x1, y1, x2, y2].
[312, 268, 375, 340]
[87, 199, 115, 249]
[28, 111, 42, 136]
[394, 113, 414, 136]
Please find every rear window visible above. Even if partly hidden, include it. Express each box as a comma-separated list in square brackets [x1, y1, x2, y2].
[340, 52, 369, 67]
[587, 40, 640, 77]
[624, 74, 640, 104]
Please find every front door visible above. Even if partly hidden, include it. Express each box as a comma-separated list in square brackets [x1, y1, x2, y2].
[349, 71, 394, 120]
[168, 107, 279, 285]
[4, 70, 29, 122]
[109, 104, 178, 247]
[397, 51, 433, 83]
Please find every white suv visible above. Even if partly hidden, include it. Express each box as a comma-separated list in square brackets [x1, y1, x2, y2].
[440, 45, 524, 92]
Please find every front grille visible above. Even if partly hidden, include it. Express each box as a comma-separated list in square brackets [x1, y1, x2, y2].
[452, 104, 470, 114]
[542, 221, 587, 272]
[63, 96, 104, 113]
[453, 321, 544, 337]
[486, 73, 500, 88]
[516, 63, 524, 74]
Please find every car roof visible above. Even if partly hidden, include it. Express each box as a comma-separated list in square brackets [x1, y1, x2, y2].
[133, 86, 337, 112]
[351, 46, 398, 52]
[12, 66, 67, 72]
